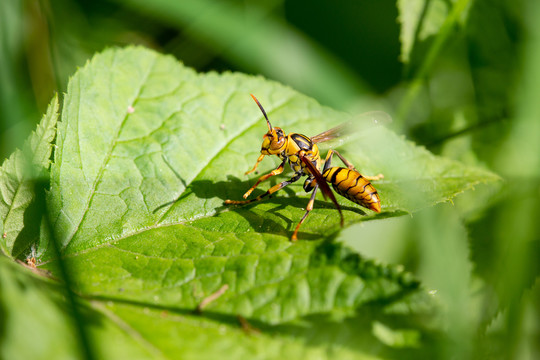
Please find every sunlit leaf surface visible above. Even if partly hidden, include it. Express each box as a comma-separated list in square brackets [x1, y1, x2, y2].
[1, 47, 500, 359]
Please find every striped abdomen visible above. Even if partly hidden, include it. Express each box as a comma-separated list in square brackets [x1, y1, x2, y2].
[322, 167, 381, 212]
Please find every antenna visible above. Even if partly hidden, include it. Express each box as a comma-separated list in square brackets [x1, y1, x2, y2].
[250, 94, 272, 132]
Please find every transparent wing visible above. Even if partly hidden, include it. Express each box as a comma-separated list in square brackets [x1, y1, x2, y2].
[310, 122, 350, 144]
[310, 111, 392, 144]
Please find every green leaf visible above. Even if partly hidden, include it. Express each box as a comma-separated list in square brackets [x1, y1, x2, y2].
[42, 45, 496, 298]
[0, 95, 58, 257]
[397, 0, 469, 64]
[0, 256, 167, 360]
[47, 46, 498, 255]
[398, 0, 433, 64]
[0, 255, 437, 360]
[21, 46, 498, 356]
[0, 257, 80, 360]
[396, 0, 472, 124]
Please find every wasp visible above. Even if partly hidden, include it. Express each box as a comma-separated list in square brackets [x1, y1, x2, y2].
[224, 95, 383, 241]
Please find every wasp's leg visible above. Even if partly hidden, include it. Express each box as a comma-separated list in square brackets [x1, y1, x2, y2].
[245, 154, 266, 175]
[324, 149, 383, 181]
[301, 154, 344, 227]
[242, 159, 286, 199]
[323, 149, 353, 171]
[361, 173, 384, 181]
[291, 184, 319, 242]
[225, 172, 302, 205]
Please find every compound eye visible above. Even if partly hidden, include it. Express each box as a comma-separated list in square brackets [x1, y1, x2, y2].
[270, 136, 285, 150]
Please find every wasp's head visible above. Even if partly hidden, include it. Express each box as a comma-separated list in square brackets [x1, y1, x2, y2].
[261, 126, 286, 155]
[251, 94, 287, 155]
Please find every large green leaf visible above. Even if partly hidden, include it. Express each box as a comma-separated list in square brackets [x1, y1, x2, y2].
[3, 46, 500, 357]
[47, 46, 497, 255]
[43, 45, 497, 304]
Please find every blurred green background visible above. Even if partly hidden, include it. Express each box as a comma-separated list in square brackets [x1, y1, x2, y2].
[1, 0, 538, 358]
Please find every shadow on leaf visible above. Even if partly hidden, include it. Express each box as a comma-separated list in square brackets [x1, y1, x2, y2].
[185, 176, 405, 240]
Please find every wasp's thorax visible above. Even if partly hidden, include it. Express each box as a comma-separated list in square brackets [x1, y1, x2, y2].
[261, 127, 287, 155]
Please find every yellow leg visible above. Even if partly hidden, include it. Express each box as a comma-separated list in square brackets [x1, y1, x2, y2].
[363, 173, 384, 181]
[225, 173, 302, 206]
[324, 149, 383, 180]
[324, 149, 354, 171]
[242, 160, 286, 199]
[291, 185, 319, 241]
[245, 154, 265, 175]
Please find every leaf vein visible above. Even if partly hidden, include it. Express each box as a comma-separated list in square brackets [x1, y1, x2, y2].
[156, 95, 300, 224]
[63, 55, 159, 250]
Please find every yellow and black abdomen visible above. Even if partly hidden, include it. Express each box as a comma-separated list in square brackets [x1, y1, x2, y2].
[322, 167, 381, 213]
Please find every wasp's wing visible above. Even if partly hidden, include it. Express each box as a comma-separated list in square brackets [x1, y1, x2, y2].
[310, 122, 351, 144]
[300, 156, 344, 226]
[311, 111, 392, 144]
